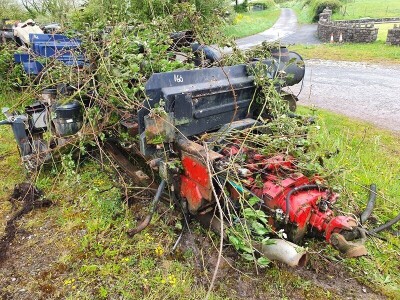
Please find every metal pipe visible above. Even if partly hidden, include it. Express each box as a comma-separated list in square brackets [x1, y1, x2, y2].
[255, 239, 308, 267]
[360, 184, 377, 224]
[196, 212, 307, 267]
[127, 180, 166, 237]
[0, 120, 11, 125]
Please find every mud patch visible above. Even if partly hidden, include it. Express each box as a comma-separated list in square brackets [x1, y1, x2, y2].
[0, 182, 52, 263]
[292, 252, 385, 299]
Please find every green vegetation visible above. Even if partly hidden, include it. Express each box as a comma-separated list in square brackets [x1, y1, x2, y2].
[223, 8, 281, 38]
[282, 0, 342, 23]
[332, 0, 400, 20]
[1, 0, 400, 298]
[281, 0, 314, 23]
[1, 88, 400, 297]
[310, 0, 343, 21]
[284, 0, 400, 63]
[298, 106, 400, 297]
[0, 0, 28, 20]
[291, 22, 400, 64]
[251, 0, 277, 10]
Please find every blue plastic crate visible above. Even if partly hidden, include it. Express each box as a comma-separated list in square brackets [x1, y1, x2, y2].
[61, 59, 86, 67]
[29, 33, 70, 44]
[33, 40, 81, 57]
[22, 61, 44, 75]
[14, 53, 31, 63]
[57, 52, 84, 61]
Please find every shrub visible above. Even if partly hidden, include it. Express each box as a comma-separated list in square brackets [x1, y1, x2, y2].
[310, 0, 342, 21]
[0, 46, 25, 92]
[70, 0, 231, 26]
[234, 0, 249, 13]
[251, 0, 276, 10]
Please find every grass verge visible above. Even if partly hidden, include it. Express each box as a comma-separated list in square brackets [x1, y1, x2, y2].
[332, 0, 400, 20]
[299, 105, 400, 297]
[291, 23, 400, 64]
[223, 8, 281, 39]
[291, 41, 400, 64]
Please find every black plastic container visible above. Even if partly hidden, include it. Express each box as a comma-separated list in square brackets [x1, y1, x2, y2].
[41, 88, 57, 104]
[270, 46, 290, 62]
[25, 102, 47, 132]
[52, 100, 83, 136]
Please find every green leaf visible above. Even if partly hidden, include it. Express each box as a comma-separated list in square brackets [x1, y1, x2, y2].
[228, 235, 240, 249]
[261, 237, 274, 245]
[241, 253, 254, 261]
[248, 196, 260, 206]
[243, 208, 257, 219]
[251, 221, 268, 235]
[257, 257, 270, 267]
[240, 245, 254, 254]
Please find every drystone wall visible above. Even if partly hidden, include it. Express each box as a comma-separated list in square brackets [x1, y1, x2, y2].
[386, 24, 400, 45]
[341, 17, 400, 24]
[317, 8, 378, 43]
[318, 21, 378, 43]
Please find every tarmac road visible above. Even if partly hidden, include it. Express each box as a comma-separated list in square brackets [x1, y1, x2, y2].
[288, 60, 400, 132]
[233, 8, 400, 131]
[236, 8, 299, 49]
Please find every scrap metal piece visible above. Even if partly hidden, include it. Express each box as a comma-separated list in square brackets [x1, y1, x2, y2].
[330, 232, 368, 258]
[103, 140, 153, 186]
[144, 112, 175, 145]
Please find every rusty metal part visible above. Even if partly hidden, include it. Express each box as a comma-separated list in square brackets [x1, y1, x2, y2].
[103, 140, 153, 186]
[120, 119, 139, 136]
[330, 232, 368, 258]
[127, 180, 166, 237]
[177, 138, 223, 162]
[144, 113, 175, 144]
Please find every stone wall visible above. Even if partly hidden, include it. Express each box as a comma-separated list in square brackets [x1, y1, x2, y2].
[317, 8, 378, 43]
[386, 24, 400, 45]
[338, 17, 400, 24]
[318, 21, 378, 43]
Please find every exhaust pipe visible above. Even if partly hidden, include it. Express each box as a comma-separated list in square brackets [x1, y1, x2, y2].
[254, 239, 308, 267]
[196, 212, 308, 267]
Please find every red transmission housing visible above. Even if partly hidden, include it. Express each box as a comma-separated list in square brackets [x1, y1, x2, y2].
[221, 145, 357, 243]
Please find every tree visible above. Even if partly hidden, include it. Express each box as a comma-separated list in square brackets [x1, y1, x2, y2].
[21, 0, 78, 24]
[0, 0, 28, 20]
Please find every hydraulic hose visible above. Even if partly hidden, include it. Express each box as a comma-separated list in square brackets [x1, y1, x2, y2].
[127, 180, 166, 237]
[369, 212, 400, 234]
[360, 184, 377, 225]
[285, 184, 326, 224]
[0, 120, 11, 125]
